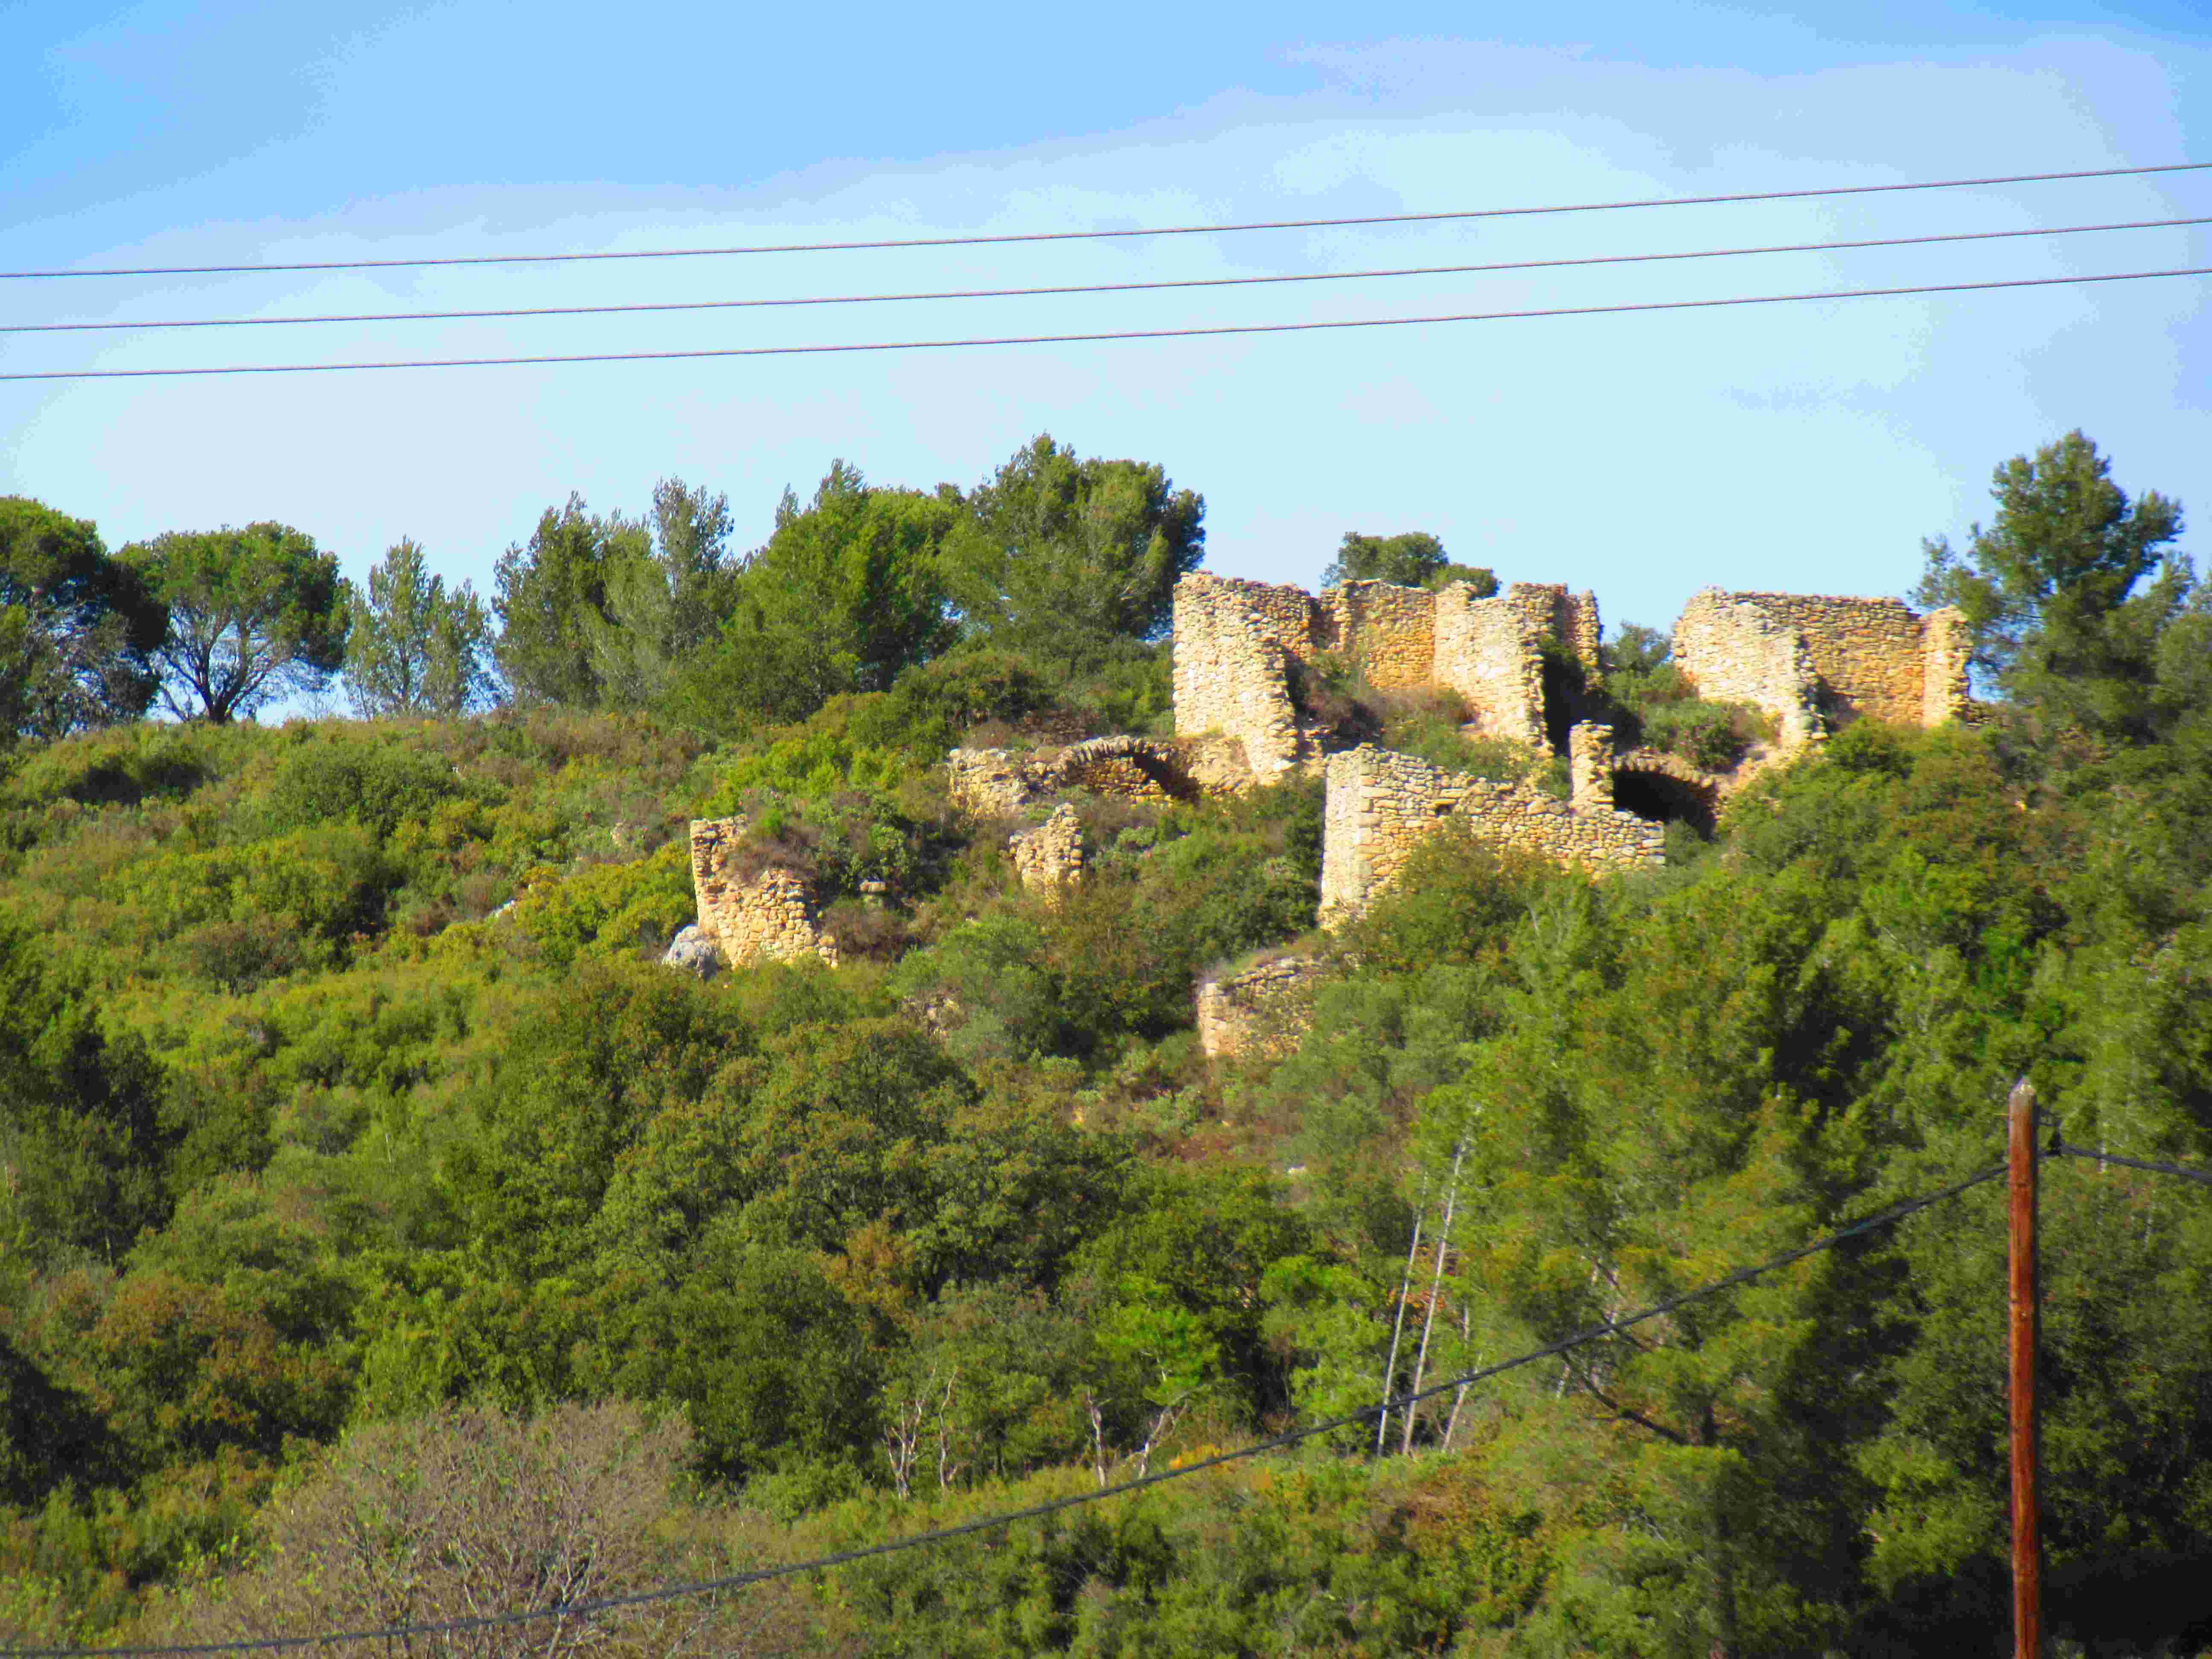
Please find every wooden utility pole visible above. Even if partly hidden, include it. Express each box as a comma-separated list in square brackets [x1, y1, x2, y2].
[2008, 1077, 2043, 1659]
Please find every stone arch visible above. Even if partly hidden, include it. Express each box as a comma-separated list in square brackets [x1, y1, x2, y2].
[1608, 751, 1722, 838]
[1058, 736, 1205, 803]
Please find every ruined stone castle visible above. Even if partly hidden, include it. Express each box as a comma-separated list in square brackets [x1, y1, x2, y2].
[1171, 571, 1971, 936]
[679, 567, 1969, 1007]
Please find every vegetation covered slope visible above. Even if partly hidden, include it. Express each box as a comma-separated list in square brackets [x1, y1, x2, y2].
[0, 432, 2209, 1658]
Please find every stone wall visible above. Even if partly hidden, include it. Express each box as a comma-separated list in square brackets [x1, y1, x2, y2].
[1732, 592, 1926, 728]
[1197, 953, 1324, 1060]
[688, 818, 839, 967]
[1920, 606, 1973, 726]
[1564, 590, 1603, 667]
[1431, 581, 1599, 749]
[947, 735, 1228, 817]
[1670, 589, 1825, 746]
[1569, 721, 1615, 810]
[1175, 572, 1607, 784]
[1317, 580, 1436, 688]
[1673, 588, 1972, 745]
[1171, 573, 1320, 780]
[1318, 741, 1662, 927]
[1010, 804, 1085, 898]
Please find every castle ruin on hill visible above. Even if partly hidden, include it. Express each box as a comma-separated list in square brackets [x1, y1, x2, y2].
[679, 566, 1970, 1001]
[1171, 571, 1972, 933]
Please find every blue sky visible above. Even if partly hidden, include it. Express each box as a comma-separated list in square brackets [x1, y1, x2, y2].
[2, 0, 2205, 660]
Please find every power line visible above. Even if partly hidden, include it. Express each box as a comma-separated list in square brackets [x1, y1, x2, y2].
[3, 1164, 2003, 1658]
[3, 161, 2204, 282]
[2057, 1140, 2212, 1189]
[9, 213, 2205, 336]
[3, 264, 2204, 384]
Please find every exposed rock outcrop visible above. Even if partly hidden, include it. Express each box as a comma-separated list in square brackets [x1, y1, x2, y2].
[661, 923, 722, 979]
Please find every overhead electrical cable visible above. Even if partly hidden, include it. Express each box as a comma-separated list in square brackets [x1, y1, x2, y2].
[2057, 1141, 2212, 1189]
[0, 1164, 2006, 1658]
[4, 264, 2205, 382]
[8, 213, 2205, 336]
[1, 160, 2203, 282]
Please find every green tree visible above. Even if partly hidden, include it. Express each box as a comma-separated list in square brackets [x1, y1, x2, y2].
[1916, 430, 2187, 742]
[590, 477, 741, 707]
[1321, 530, 1496, 595]
[646, 475, 740, 658]
[670, 463, 958, 727]
[0, 498, 168, 745]
[943, 434, 1204, 666]
[1606, 620, 1672, 675]
[0, 915, 173, 1265]
[121, 523, 350, 723]
[492, 495, 651, 708]
[343, 538, 496, 718]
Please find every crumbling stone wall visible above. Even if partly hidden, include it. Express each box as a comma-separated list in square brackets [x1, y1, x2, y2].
[1318, 741, 1662, 927]
[1010, 804, 1085, 899]
[1174, 573, 1602, 782]
[1171, 574, 1318, 780]
[1673, 588, 1971, 745]
[1318, 581, 1436, 689]
[1920, 607, 1974, 726]
[1670, 590, 1825, 746]
[1569, 722, 1616, 810]
[688, 818, 839, 967]
[947, 735, 1231, 817]
[1197, 953, 1324, 1059]
[1432, 582, 1601, 750]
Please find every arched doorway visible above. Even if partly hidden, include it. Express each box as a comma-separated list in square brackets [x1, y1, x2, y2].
[1610, 766, 1719, 839]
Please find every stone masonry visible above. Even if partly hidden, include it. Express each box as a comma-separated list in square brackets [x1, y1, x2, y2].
[1172, 573, 1603, 782]
[687, 818, 839, 968]
[1318, 743, 1664, 928]
[946, 734, 1243, 818]
[1672, 589, 1970, 747]
[1009, 804, 1086, 899]
[1197, 953, 1325, 1060]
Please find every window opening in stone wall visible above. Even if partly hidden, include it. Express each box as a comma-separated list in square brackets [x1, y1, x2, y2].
[1610, 769, 1718, 839]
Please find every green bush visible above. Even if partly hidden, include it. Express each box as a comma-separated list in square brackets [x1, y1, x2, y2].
[1635, 698, 1764, 770]
[263, 734, 459, 840]
[507, 842, 695, 968]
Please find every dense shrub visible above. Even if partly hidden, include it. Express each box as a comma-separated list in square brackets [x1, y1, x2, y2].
[263, 732, 460, 840]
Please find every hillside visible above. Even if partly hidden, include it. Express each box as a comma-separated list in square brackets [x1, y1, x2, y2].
[1, 433, 2210, 1657]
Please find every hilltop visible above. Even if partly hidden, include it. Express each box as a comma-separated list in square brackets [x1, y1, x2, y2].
[1, 431, 2209, 1657]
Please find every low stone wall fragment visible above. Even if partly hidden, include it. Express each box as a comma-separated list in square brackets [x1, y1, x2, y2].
[1010, 804, 1086, 898]
[1318, 740, 1663, 928]
[1197, 953, 1324, 1059]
